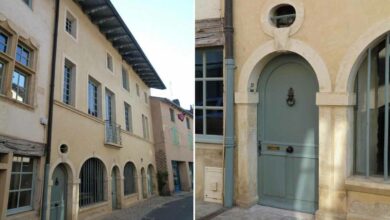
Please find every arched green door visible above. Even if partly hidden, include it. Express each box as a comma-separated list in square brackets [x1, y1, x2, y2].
[257, 55, 319, 213]
[111, 168, 118, 209]
[50, 165, 67, 220]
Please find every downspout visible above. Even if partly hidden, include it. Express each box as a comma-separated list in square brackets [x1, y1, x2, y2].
[41, 0, 60, 219]
[223, 0, 235, 208]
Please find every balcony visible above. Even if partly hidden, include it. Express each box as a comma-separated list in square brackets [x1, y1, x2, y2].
[105, 120, 122, 146]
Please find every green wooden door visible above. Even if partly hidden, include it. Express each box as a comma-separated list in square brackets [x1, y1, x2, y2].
[257, 55, 318, 213]
[50, 165, 67, 220]
[111, 169, 118, 209]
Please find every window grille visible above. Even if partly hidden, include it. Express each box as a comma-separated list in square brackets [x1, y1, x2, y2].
[79, 158, 105, 207]
[88, 79, 99, 117]
[355, 33, 390, 180]
[124, 162, 137, 195]
[63, 63, 72, 105]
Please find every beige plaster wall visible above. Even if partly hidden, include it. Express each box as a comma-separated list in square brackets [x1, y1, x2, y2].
[150, 97, 193, 193]
[195, 143, 223, 200]
[0, 0, 53, 144]
[195, 0, 224, 20]
[0, 0, 53, 219]
[197, 0, 390, 219]
[47, 0, 158, 218]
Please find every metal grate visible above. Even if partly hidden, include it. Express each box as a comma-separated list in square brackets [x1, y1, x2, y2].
[79, 158, 105, 207]
[124, 162, 137, 195]
[105, 120, 122, 145]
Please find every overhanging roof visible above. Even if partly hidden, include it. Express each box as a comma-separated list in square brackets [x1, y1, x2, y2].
[73, 0, 166, 89]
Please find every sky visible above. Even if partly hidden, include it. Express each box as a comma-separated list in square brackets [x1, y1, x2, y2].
[111, 0, 194, 110]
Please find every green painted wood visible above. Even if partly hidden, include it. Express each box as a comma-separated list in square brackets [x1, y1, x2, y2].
[50, 165, 67, 220]
[257, 54, 319, 213]
[111, 169, 118, 209]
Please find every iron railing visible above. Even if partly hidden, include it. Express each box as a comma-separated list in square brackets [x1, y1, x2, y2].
[105, 120, 122, 145]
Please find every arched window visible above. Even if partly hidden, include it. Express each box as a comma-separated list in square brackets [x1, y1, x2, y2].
[355, 34, 390, 179]
[147, 165, 154, 195]
[124, 162, 136, 195]
[79, 158, 105, 206]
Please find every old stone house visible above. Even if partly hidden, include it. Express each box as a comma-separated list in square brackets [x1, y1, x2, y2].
[196, 0, 390, 219]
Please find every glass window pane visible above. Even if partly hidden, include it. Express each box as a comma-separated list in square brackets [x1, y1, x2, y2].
[7, 192, 18, 210]
[18, 190, 32, 207]
[12, 157, 21, 172]
[22, 157, 33, 172]
[0, 62, 4, 92]
[21, 174, 33, 189]
[206, 81, 223, 106]
[206, 49, 223, 78]
[206, 110, 223, 135]
[10, 174, 20, 190]
[196, 50, 203, 78]
[195, 81, 203, 106]
[0, 33, 7, 53]
[195, 109, 203, 134]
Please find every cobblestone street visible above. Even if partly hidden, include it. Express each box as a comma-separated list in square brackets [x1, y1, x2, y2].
[97, 192, 192, 220]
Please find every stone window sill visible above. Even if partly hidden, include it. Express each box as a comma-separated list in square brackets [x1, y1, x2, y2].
[79, 201, 108, 213]
[345, 176, 390, 196]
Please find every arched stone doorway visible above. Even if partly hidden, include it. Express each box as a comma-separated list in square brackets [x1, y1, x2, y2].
[257, 54, 319, 213]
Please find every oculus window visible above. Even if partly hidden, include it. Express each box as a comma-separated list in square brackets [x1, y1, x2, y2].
[195, 48, 223, 136]
[270, 4, 296, 28]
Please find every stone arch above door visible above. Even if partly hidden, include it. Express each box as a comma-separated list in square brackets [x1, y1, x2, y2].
[235, 39, 331, 104]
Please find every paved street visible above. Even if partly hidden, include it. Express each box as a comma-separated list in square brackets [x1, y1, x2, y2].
[212, 205, 314, 220]
[143, 195, 193, 220]
[97, 192, 192, 220]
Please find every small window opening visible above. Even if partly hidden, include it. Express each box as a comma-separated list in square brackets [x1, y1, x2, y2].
[271, 5, 296, 28]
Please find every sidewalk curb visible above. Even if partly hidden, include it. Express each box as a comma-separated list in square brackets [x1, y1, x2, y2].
[197, 207, 229, 220]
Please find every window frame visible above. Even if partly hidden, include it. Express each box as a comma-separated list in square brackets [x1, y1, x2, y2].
[7, 156, 36, 215]
[62, 58, 76, 106]
[124, 102, 132, 132]
[88, 77, 100, 118]
[123, 162, 137, 195]
[64, 9, 78, 40]
[122, 67, 129, 91]
[186, 117, 191, 129]
[169, 108, 175, 122]
[136, 83, 140, 97]
[11, 69, 29, 104]
[142, 114, 150, 140]
[106, 53, 113, 72]
[79, 158, 106, 207]
[195, 47, 224, 139]
[0, 24, 37, 107]
[354, 33, 390, 180]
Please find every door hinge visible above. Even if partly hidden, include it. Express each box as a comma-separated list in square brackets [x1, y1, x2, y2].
[258, 140, 262, 156]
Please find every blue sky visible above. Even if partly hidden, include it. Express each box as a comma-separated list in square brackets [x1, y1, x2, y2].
[111, 0, 194, 109]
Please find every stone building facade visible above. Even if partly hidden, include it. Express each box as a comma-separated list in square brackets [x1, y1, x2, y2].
[150, 97, 193, 195]
[46, 0, 165, 219]
[0, 0, 166, 219]
[0, 0, 54, 219]
[196, 0, 390, 219]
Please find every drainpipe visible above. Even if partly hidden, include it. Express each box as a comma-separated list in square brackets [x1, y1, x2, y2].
[41, 0, 60, 219]
[223, 0, 235, 208]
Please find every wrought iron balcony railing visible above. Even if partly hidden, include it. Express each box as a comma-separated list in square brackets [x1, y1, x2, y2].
[105, 120, 122, 146]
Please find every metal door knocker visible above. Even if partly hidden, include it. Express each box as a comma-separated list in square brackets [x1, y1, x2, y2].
[286, 87, 295, 107]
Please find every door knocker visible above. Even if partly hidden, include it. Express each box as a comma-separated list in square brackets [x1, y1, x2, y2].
[286, 87, 295, 107]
